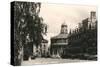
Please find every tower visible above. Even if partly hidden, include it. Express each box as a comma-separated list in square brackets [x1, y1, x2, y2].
[90, 11, 96, 23]
[60, 22, 68, 34]
[88, 11, 97, 29]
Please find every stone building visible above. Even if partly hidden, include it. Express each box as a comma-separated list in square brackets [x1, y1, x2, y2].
[32, 38, 48, 58]
[50, 23, 68, 58]
[32, 23, 48, 58]
[66, 11, 97, 60]
[40, 39, 48, 57]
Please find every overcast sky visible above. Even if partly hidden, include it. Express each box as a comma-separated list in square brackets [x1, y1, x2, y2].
[39, 3, 97, 34]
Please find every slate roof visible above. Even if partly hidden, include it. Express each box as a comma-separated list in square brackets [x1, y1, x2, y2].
[51, 33, 68, 39]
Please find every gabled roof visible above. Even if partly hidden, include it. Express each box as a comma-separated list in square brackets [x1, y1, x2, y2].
[51, 33, 68, 39]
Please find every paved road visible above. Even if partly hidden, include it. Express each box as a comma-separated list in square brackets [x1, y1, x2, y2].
[21, 58, 90, 66]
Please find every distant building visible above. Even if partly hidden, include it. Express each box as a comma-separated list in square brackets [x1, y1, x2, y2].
[66, 11, 97, 60]
[50, 23, 68, 58]
[32, 38, 48, 58]
[78, 11, 97, 31]
[82, 18, 89, 30]
[88, 11, 97, 29]
[32, 23, 48, 58]
[40, 39, 48, 57]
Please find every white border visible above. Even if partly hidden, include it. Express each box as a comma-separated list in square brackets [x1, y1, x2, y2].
[0, 0, 99, 67]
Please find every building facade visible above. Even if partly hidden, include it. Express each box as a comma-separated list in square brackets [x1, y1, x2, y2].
[40, 39, 48, 57]
[66, 11, 97, 60]
[50, 23, 68, 58]
[32, 26, 48, 58]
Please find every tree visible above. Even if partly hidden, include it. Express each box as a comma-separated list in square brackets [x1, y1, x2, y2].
[14, 2, 46, 65]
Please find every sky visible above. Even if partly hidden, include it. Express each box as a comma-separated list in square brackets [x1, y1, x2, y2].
[39, 3, 97, 45]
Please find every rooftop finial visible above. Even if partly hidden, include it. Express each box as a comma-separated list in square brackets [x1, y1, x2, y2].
[61, 21, 68, 34]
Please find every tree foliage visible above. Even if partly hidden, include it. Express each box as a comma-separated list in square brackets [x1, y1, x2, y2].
[14, 2, 47, 65]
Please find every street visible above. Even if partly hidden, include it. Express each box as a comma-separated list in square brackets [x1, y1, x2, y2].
[21, 58, 90, 66]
